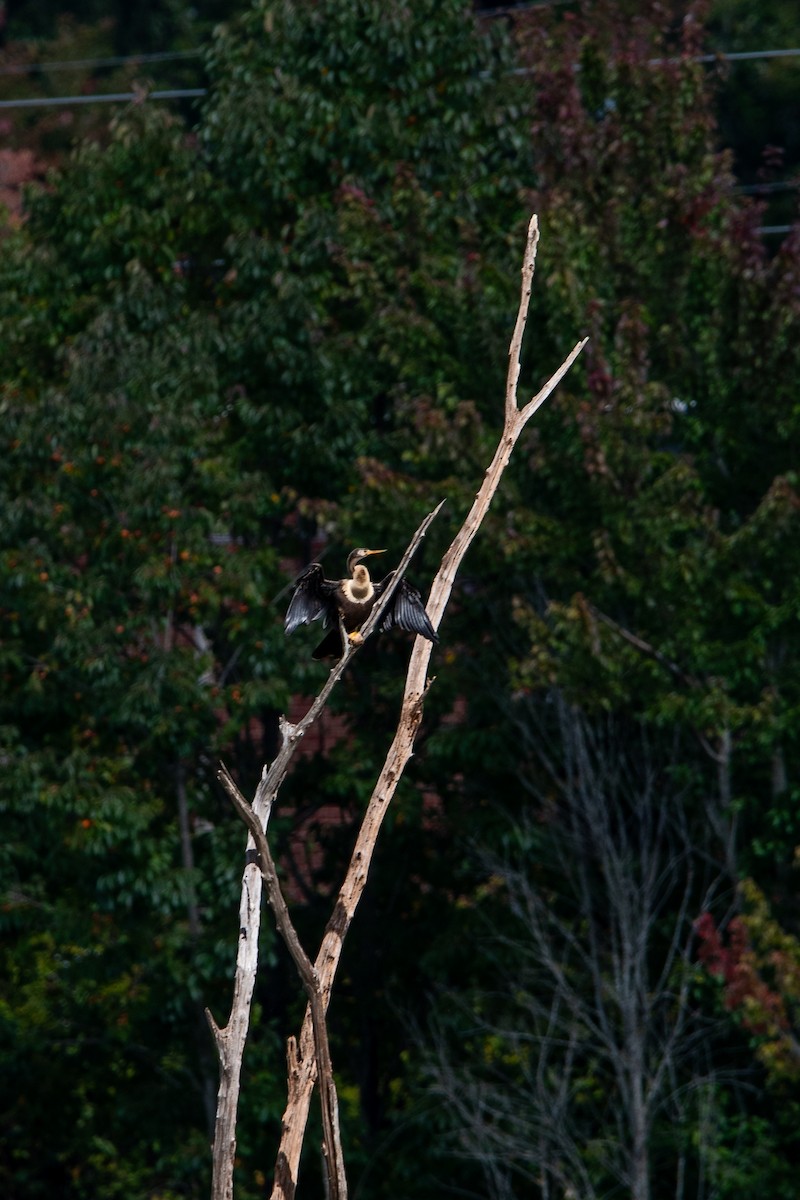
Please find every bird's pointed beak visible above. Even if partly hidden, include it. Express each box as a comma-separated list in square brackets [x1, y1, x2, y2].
[364, 548, 387, 557]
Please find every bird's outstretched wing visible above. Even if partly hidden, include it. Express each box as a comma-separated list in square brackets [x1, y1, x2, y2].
[285, 563, 338, 635]
[375, 573, 438, 643]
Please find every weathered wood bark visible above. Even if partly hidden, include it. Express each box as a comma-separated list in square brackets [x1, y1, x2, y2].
[206, 841, 266, 1200]
[268, 215, 587, 1199]
[218, 766, 348, 1200]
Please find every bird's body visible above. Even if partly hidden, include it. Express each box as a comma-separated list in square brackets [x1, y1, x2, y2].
[285, 548, 437, 659]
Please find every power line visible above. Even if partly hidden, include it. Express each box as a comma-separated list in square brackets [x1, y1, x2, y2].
[0, 88, 205, 109]
[654, 47, 800, 65]
[0, 54, 793, 241]
[0, 49, 202, 75]
[0, 44, 796, 118]
[509, 45, 800, 75]
[0, 39, 796, 90]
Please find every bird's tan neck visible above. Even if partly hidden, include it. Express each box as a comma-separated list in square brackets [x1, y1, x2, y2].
[344, 567, 373, 602]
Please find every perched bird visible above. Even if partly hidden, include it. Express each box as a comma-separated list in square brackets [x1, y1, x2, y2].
[285, 547, 438, 660]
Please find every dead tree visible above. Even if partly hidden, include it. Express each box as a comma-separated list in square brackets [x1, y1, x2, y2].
[205, 216, 587, 1200]
[426, 697, 728, 1200]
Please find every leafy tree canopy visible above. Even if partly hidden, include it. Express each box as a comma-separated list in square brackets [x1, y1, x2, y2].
[1, 2, 799, 1197]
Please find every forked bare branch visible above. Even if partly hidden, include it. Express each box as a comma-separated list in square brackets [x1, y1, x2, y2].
[217, 765, 347, 1200]
[268, 216, 587, 1198]
[208, 216, 586, 1200]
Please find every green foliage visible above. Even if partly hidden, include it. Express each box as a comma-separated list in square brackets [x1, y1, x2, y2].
[0, 103, 293, 1200]
[693, 1087, 800, 1200]
[0, 1, 527, 1194]
[203, 0, 523, 217]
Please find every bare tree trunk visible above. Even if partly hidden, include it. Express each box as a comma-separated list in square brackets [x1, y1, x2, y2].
[207, 846, 266, 1200]
[218, 765, 349, 1200]
[267, 216, 586, 1199]
[629, 1066, 651, 1200]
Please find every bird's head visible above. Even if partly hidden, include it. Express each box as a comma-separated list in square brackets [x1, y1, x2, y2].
[346, 547, 386, 578]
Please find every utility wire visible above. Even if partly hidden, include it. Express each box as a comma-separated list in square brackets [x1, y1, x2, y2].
[655, 47, 800, 65]
[0, 49, 202, 75]
[0, 88, 205, 109]
[0, 39, 797, 101]
[509, 46, 800, 74]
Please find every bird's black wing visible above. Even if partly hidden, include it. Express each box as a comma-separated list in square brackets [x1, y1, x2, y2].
[375, 573, 438, 643]
[285, 563, 339, 635]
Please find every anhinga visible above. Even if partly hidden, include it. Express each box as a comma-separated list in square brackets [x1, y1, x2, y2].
[284, 548, 438, 660]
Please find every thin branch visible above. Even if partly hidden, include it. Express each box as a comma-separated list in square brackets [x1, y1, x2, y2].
[506, 213, 540, 423]
[520, 334, 589, 425]
[585, 599, 699, 688]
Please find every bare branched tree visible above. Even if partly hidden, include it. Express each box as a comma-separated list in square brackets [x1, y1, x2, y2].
[427, 695, 729, 1200]
[205, 216, 587, 1200]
